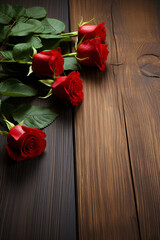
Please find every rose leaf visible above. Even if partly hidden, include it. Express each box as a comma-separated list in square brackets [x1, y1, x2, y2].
[0, 50, 14, 60]
[41, 18, 65, 34]
[13, 5, 27, 20]
[0, 78, 37, 97]
[13, 43, 33, 60]
[12, 104, 58, 129]
[26, 6, 47, 19]
[0, 4, 13, 24]
[0, 25, 10, 42]
[63, 57, 79, 71]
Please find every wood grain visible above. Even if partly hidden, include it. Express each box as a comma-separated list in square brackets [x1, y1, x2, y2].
[112, 0, 160, 238]
[0, 1, 77, 240]
[69, 0, 140, 239]
[70, 0, 160, 238]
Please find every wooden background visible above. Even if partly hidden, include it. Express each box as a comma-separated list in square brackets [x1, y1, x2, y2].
[0, 0, 160, 239]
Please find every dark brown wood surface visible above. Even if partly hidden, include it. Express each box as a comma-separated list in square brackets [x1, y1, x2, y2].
[0, 1, 77, 240]
[69, 0, 160, 239]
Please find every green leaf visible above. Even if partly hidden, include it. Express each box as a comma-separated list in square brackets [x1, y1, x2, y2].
[0, 25, 10, 42]
[63, 57, 79, 71]
[13, 43, 33, 60]
[26, 7, 46, 19]
[0, 4, 13, 24]
[26, 36, 43, 48]
[10, 20, 44, 36]
[10, 22, 37, 36]
[8, 35, 42, 49]
[0, 12, 11, 24]
[13, 104, 58, 129]
[26, 19, 44, 33]
[0, 50, 13, 60]
[13, 5, 26, 20]
[0, 4, 13, 18]
[17, 16, 28, 23]
[0, 79, 37, 97]
[41, 18, 65, 34]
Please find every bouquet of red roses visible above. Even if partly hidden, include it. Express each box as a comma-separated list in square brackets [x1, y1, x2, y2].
[0, 4, 109, 161]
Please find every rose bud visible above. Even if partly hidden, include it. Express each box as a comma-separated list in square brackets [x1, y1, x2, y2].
[77, 37, 109, 71]
[78, 22, 106, 42]
[6, 125, 46, 162]
[52, 71, 83, 106]
[32, 47, 64, 78]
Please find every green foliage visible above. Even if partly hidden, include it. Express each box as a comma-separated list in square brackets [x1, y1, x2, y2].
[0, 79, 37, 97]
[0, 4, 13, 24]
[13, 5, 26, 20]
[26, 19, 44, 33]
[0, 12, 11, 24]
[0, 50, 13, 60]
[63, 57, 79, 71]
[41, 18, 65, 34]
[26, 6, 47, 19]
[9, 20, 44, 37]
[0, 4, 13, 18]
[0, 3, 74, 133]
[0, 25, 10, 42]
[10, 22, 38, 36]
[13, 104, 58, 129]
[0, 4, 66, 52]
[13, 43, 33, 60]
[26, 36, 43, 49]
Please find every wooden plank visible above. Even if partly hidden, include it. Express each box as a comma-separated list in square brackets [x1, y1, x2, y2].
[0, 0, 77, 240]
[111, 0, 160, 239]
[69, 0, 140, 239]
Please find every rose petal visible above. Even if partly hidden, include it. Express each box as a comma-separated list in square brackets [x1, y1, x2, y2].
[6, 144, 25, 162]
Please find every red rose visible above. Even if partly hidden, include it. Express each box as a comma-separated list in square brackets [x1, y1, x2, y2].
[52, 71, 83, 106]
[77, 37, 109, 71]
[6, 125, 46, 162]
[32, 47, 64, 78]
[78, 22, 106, 41]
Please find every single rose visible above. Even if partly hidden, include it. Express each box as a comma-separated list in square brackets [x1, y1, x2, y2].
[78, 22, 106, 42]
[32, 47, 64, 78]
[52, 71, 83, 106]
[77, 37, 109, 71]
[6, 125, 46, 162]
